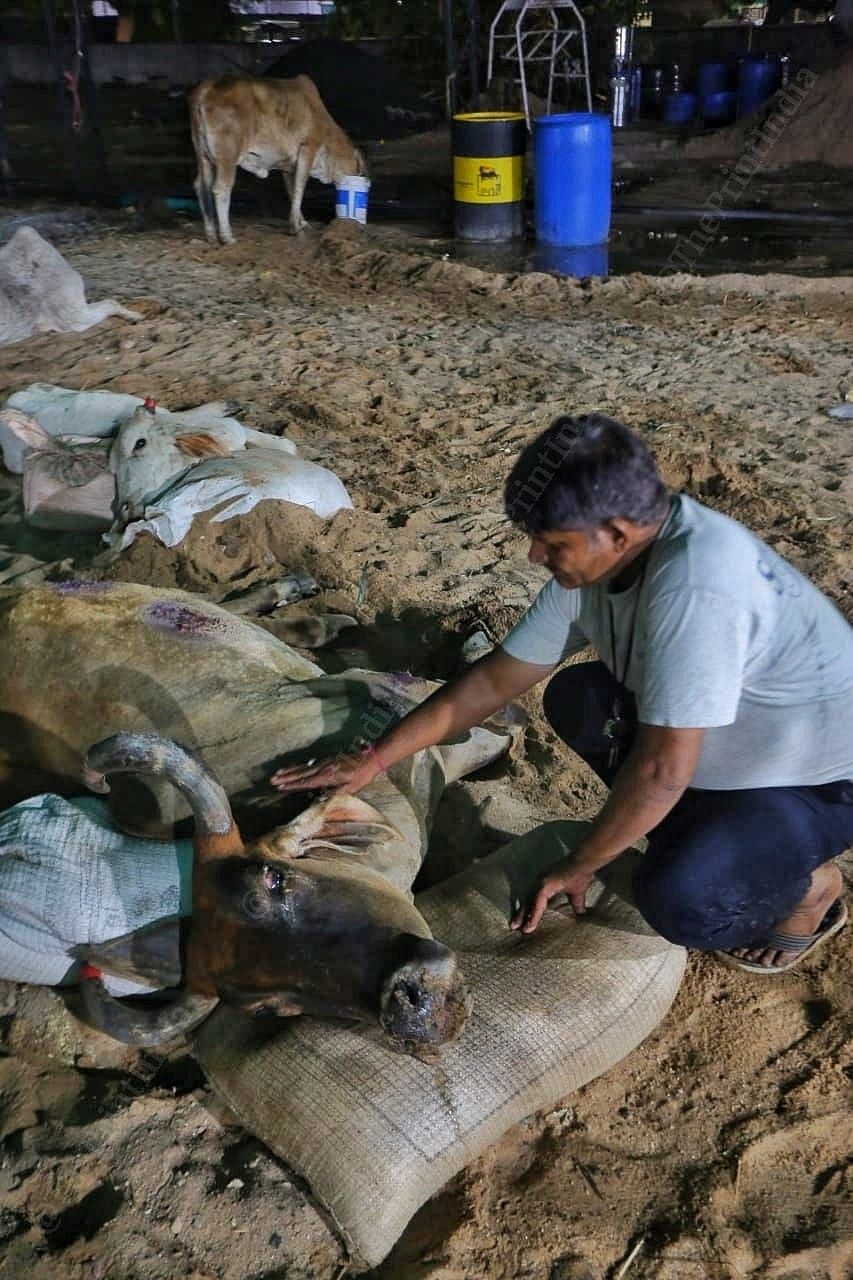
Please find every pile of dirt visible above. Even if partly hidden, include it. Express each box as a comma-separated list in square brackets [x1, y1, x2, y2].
[264, 38, 440, 142]
[686, 52, 853, 167]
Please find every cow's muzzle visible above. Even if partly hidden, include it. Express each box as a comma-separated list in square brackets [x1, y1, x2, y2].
[379, 937, 472, 1053]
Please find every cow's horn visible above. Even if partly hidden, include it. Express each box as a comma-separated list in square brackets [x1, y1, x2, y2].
[75, 966, 218, 1047]
[85, 732, 243, 860]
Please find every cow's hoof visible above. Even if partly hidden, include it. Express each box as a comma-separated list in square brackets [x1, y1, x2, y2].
[379, 939, 472, 1052]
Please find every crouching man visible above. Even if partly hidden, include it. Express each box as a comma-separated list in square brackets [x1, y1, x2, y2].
[272, 413, 853, 974]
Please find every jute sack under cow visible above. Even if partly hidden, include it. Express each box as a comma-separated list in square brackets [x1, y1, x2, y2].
[195, 820, 686, 1270]
[23, 437, 114, 531]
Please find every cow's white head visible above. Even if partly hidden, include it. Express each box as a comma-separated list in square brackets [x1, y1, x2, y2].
[109, 407, 231, 524]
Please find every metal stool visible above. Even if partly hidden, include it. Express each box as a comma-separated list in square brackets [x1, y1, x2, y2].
[487, 0, 593, 129]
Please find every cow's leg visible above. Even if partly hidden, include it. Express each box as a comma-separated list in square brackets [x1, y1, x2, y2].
[211, 160, 238, 245]
[282, 168, 298, 226]
[193, 148, 219, 244]
[288, 147, 313, 234]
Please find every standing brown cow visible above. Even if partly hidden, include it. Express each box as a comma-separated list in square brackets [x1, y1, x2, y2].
[189, 74, 367, 243]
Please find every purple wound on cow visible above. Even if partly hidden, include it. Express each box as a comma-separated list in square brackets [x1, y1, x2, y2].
[143, 600, 226, 636]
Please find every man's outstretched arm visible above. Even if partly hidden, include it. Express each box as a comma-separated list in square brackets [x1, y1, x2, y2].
[271, 647, 556, 794]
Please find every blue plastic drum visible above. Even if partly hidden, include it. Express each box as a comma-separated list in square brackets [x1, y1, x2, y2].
[738, 55, 781, 117]
[702, 90, 738, 125]
[533, 112, 612, 247]
[697, 61, 730, 98]
[533, 243, 609, 279]
[663, 92, 698, 125]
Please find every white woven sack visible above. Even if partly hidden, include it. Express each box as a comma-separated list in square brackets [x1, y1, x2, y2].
[195, 820, 686, 1269]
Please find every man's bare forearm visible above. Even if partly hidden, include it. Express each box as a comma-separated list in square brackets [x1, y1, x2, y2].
[374, 648, 553, 768]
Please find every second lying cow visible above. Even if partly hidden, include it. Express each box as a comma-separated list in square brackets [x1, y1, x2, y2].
[109, 400, 300, 524]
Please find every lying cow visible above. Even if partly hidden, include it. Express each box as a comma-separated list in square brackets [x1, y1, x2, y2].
[109, 400, 298, 524]
[0, 582, 518, 1049]
[0, 227, 140, 348]
[189, 74, 367, 243]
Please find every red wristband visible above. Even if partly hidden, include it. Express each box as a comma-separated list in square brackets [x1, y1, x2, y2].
[363, 741, 389, 774]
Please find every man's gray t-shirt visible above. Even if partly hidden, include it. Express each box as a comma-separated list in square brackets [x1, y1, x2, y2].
[502, 494, 853, 790]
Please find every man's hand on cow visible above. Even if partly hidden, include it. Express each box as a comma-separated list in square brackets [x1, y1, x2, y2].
[270, 751, 378, 795]
[510, 857, 596, 934]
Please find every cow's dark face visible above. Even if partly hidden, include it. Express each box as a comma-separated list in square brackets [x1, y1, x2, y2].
[187, 855, 472, 1049]
[82, 734, 472, 1052]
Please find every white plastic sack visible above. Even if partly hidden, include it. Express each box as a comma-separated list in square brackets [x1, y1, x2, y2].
[117, 448, 353, 549]
[23, 437, 115, 531]
[0, 793, 191, 995]
[5, 384, 276, 448]
[7, 383, 144, 438]
[0, 407, 50, 473]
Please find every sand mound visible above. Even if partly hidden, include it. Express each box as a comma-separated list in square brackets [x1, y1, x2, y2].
[686, 53, 853, 168]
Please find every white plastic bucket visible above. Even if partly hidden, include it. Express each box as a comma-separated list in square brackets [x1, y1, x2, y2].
[335, 174, 371, 225]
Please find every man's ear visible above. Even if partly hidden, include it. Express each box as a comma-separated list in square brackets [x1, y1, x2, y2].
[602, 517, 632, 550]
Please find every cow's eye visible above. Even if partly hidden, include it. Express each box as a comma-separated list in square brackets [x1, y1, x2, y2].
[262, 865, 284, 894]
[133, 438, 147, 452]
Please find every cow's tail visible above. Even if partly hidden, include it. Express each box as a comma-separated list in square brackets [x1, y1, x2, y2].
[189, 88, 217, 228]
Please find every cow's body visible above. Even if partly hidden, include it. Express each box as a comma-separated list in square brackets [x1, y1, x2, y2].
[0, 582, 516, 1049]
[189, 74, 366, 242]
[0, 227, 140, 347]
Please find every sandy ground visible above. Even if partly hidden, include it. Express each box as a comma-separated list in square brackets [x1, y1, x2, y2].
[0, 211, 851, 1280]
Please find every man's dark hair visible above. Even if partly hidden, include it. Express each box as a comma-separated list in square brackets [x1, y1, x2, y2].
[504, 413, 669, 533]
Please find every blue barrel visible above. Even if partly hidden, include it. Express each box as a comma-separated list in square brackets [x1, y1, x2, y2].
[534, 243, 609, 279]
[702, 90, 737, 125]
[533, 113, 611, 248]
[697, 61, 730, 98]
[738, 55, 781, 117]
[663, 92, 697, 125]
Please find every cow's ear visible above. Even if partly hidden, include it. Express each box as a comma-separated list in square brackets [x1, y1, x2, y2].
[259, 794, 400, 860]
[174, 431, 232, 458]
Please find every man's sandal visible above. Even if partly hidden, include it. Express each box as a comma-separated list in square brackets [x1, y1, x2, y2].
[715, 898, 848, 975]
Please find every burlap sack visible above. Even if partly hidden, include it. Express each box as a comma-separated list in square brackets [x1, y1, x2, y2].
[195, 821, 686, 1269]
[23, 438, 114, 531]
